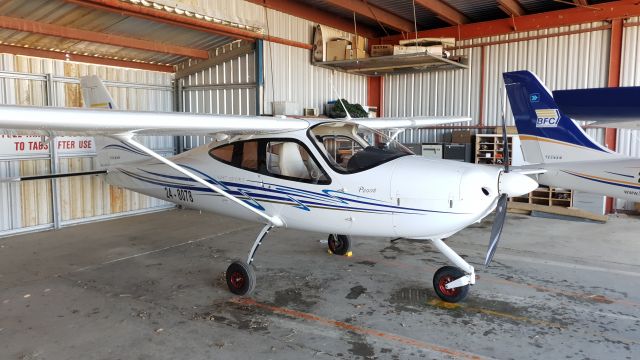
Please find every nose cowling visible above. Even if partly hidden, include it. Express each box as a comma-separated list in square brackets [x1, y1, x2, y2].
[498, 171, 538, 197]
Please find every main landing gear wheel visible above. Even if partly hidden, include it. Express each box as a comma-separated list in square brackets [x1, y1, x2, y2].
[328, 234, 351, 256]
[433, 266, 469, 303]
[226, 261, 256, 296]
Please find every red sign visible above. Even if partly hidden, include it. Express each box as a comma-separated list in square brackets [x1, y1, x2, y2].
[0, 135, 96, 158]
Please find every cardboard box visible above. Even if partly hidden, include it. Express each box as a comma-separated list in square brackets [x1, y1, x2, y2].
[393, 45, 443, 56]
[495, 126, 518, 134]
[350, 34, 366, 50]
[345, 48, 368, 60]
[399, 37, 455, 47]
[371, 44, 393, 57]
[451, 130, 471, 144]
[326, 39, 350, 61]
[272, 101, 301, 116]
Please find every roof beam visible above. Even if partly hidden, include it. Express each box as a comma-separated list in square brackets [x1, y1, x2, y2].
[0, 15, 209, 59]
[497, 0, 526, 17]
[573, 0, 590, 5]
[321, 0, 414, 33]
[0, 44, 173, 72]
[64, 0, 312, 50]
[414, 0, 469, 25]
[245, 0, 378, 38]
[380, 0, 640, 42]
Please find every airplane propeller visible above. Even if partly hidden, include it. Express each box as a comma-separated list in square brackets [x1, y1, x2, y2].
[484, 115, 511, 267]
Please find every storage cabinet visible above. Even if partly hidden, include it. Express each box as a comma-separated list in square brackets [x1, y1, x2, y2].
[474, 134, 514, 166]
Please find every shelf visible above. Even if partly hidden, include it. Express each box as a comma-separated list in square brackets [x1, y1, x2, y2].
[313, 53, 468, 76]
[509, 186, 573, 209]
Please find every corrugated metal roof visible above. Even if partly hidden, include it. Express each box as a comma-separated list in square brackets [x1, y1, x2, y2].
[0, 0, 242, 66]
[444, 0, 506, 22]
[367, 0, 450, 30]
[293, 0, 619, 36]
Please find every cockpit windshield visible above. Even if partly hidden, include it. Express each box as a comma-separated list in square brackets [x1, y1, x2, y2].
[308, 122, 413, 174]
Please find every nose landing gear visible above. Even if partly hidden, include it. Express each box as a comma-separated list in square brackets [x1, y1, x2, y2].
[430, 239, 475, 303]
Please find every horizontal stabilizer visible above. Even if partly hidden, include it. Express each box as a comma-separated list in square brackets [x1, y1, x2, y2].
[553, 87, 640, 123]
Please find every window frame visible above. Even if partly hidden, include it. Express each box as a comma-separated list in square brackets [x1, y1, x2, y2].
[209, 138, 332, 185]
[307, 122, 411, 175]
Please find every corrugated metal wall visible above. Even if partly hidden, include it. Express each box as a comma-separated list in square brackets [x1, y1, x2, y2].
[0, 54, 173, 236]
[176, 7, 367, 134]
[261, 8, 367, 114]
[385, 22, 610, 144]
[617, 19, 640, 209]
[384, 21, 640, 209]
[177, 42, 257, 150]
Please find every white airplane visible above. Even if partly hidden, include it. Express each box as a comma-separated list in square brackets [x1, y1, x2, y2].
[504, 71, 640, 202]
[0, 76, 538, 303]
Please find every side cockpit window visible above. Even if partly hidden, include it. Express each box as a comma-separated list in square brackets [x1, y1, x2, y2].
[266, 141, 328, 183]
[211, 143, 233, 163]
[210, 141, 261, 172]
[209, 139, 330, 185]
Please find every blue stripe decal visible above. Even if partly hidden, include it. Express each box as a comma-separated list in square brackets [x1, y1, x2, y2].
[604, 171, 635, 179]
[140, 168, 459, 214]
[121, 167, 469, 215]
[103, 144, 148, 157]
[563, 171, 640, 191]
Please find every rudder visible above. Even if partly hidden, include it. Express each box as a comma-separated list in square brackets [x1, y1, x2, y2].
[503, 71, 615, 164]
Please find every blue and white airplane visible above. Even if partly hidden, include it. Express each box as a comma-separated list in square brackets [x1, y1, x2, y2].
[0, 76, 538, 303]
[504, 71, 640, 202]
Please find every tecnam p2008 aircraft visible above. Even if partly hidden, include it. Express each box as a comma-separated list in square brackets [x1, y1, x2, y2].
[0, 76, 537, 303]
[503, 71, 640, 202]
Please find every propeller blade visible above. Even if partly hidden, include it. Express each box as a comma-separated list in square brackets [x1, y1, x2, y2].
[485, 193, 508, 267]
[501, 114, 510, 173]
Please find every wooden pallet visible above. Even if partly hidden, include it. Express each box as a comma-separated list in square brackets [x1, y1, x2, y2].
[507, 202, 608, 222]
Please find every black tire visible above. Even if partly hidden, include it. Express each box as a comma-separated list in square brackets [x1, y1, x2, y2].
[433, 266, 469, 303]
[226, 261, 256, 296]
[328, 234, 351, 255]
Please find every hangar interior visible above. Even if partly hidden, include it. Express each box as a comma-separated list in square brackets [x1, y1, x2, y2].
[1, 1, 640, 359]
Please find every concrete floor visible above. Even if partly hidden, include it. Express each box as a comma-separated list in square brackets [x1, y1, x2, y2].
[1, 209, 639, 360]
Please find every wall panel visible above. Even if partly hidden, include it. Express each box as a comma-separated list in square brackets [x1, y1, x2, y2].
[0, 54, 173, 236]
[616, 19, 640, 210]
[385, 22, 611, 145]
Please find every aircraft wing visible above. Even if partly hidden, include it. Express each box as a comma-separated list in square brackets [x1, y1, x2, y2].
[352, 116, 471, 130]
[0, 105, 309, 136]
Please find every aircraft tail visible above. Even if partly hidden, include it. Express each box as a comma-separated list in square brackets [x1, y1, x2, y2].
[503, 71, 617, 164]
[80, 75, 117, 109]
[80, 75, 149, 169]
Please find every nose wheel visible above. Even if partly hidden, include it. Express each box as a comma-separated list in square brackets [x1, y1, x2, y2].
[433, 266, 469, 303]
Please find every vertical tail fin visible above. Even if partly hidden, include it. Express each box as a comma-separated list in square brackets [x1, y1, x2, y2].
[503, 71, 615, 163]
[80, 75, 117, 110]
[80, 76, 149, 168]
